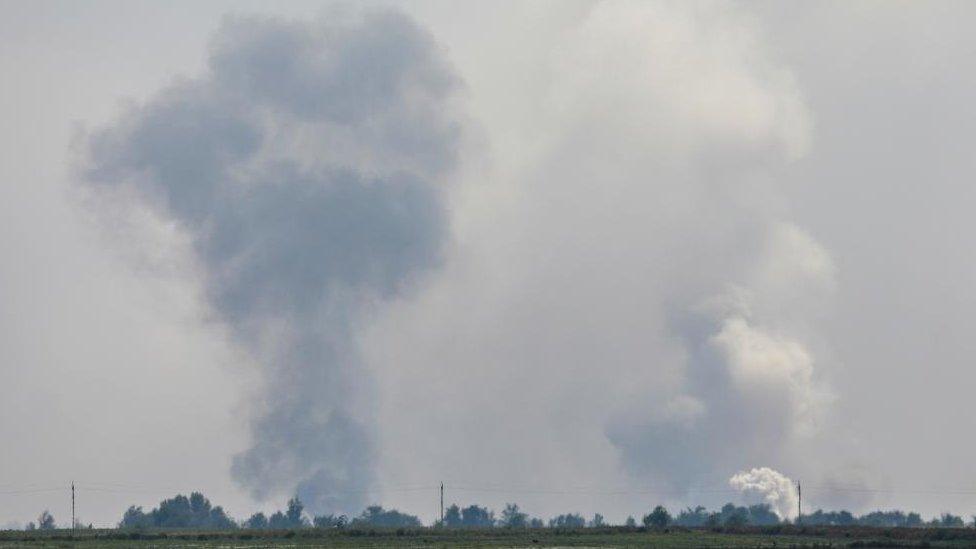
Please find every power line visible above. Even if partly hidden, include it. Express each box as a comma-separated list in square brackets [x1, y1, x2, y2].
[0, 487, 66, 495]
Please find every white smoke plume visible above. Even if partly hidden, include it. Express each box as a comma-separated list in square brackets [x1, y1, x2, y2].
[79, 8, 462, 514]
[730, 467, 798, 520]
[367, 2, 837, 519]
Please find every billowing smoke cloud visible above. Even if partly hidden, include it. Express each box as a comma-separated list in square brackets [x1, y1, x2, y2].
[608, 222, 834, 492]
[365, 2, 837, 519]
[80, 9, 461, 513]
[729, 467, 798, 520]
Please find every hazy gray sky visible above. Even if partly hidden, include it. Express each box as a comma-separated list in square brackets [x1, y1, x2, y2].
[2, 1, 975, 527]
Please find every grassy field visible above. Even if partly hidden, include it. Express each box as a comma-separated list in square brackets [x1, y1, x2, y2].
[3, 526, 976, 548]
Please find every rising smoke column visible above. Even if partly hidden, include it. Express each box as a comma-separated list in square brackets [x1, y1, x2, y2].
[362, 3, 838, 519]
[607, 222, 835, 495]
[80, 9, 461, 513]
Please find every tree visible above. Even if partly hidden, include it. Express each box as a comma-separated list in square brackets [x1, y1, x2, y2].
[352, 505, 421, 528]
[643, 506, 671, 528]
[803, 509, 854, 526]
[155, 494, 193, 528]
[906, 512, 923, 527]
[268, 511, 289, 529]
[624, 516, 637, 527]
[719, 503, 748, 527]
[313, 514, 346, 528]
[119, 506, 152, 529]
[746, 503, 780, 525]
[244, 512, 268, 529]
[461, 505, 494, 527]
[500, 503, 528, 528]
[189, 492, 210, 518]
[529, 517, 545, 528]
[549, 513, 585, 528]
[442, 504, 462, 528]
[37, 511, 56, 530]
[674, 506, 709, 527]
[589, 513, 605, 527]
[935, 513, 964, 528]
[285, 497, 307, 528]
[207, 506, 237, 529]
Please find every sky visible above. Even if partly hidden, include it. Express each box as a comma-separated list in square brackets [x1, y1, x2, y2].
[2, 0, 976, 528]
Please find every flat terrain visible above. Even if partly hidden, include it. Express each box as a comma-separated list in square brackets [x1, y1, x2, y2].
[3, 526, 976, 548]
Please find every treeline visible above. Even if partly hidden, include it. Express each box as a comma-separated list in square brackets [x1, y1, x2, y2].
[115, 493, 976, 530]
[21, 492, 976, 530]
[639, 504, 972, 529]
[802, 509, 969, 528]
[118, 494, 423, 530]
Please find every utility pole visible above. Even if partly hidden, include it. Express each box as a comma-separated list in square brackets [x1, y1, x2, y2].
[439, 482, 444, 526]
[796, 480, 801, 525]
[71, 482, 75, 530]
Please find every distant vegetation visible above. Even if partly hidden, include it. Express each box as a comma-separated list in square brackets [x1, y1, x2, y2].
[119, 493, 236, 529]
[21, 510, 56, 531]
[670, 504, 780, 527]
[442, 504, 495, 528]
[12, 492, 976, 531]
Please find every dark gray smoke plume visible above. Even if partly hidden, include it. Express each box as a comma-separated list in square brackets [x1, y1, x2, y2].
[81, 9, 460, 513]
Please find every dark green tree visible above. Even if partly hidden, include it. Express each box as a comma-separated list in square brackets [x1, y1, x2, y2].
[674, 506, 709, 527]
[37, 511, 56, 530]
[549, 513, 585, 528]
[313, 514, 345, 528]
[643, 505, 671, 528]
[442, 504, 462, 527]
[285, 497, 307, 527]
[244, 512, 268, 529]
[720, 503, 748, 526]
[746, 503, 780, 525]
[119, 493, 235, 529]
[352, 505, 421, 528]
[460, 505, 495, 528]
[268, 511, 289, 529]
[500, 503, 528, 528]
[119, 506, 152, 529]
[935, 513, 964, 527]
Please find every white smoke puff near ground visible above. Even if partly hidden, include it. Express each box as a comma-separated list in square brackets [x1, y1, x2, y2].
[730, 467, 798, 520]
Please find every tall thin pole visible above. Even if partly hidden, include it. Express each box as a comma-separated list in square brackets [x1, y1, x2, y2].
[439, 482, 444, 525]
[796, 480, 801, 525]
[71, 482, 75, 530]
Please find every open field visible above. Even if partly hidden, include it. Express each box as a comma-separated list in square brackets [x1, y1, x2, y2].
[3, 527, 976, 548]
